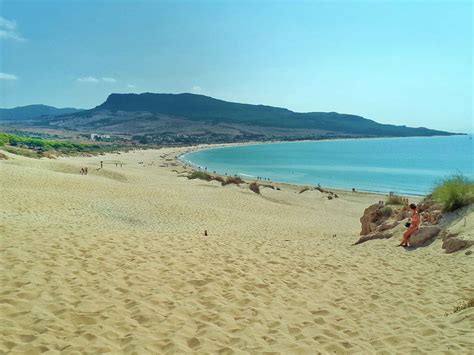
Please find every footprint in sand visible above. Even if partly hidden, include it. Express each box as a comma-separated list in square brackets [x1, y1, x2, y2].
[187, 337, 201, 349]
[188, 279, 212, 287]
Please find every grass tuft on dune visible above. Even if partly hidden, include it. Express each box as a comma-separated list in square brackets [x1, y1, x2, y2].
[188, 171, 214, 181]
[386, 194, 404, 205]
[433, 174, 474, 212]
[222, 176, 244, 186]
[249, 182, 260, 194]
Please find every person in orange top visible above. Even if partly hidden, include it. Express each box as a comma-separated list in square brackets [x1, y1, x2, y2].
[400, 203, 420, 247]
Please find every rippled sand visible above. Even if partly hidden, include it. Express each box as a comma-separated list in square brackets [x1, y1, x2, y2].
[1, 147, 472, 353]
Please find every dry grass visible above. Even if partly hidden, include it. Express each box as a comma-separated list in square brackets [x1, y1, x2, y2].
[187, 171, 226, 184]
[3, 146, 40, 158]
[41, 151, 58, 159]
[445, 298, 474, 316]
[249, 182, 260, 194]
[188, 171, 214, 181]
[381, 206, 393, 217]
[222, 176, 244, 186]
[386, 195, 404, 205]
[315, 186, 331, 194]
[213, 176, 225, 184]
[0, 151, 8, 160]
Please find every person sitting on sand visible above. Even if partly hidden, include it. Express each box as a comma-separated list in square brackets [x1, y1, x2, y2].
[400, 203, 420, 247]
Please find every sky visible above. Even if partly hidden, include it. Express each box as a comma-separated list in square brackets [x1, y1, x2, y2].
[0, 0, 472, 133]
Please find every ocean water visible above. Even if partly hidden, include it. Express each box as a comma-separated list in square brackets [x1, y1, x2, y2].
[182, 135, 474, 195]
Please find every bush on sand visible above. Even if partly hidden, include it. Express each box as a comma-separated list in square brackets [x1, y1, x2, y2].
[188, 171, 214, 181]
[386, 195, 404, 205]
[249, 182, 260, 194]
[432, 174, 474, 212]
[381, 206, 393, 217]
[222, 176, 244, 186]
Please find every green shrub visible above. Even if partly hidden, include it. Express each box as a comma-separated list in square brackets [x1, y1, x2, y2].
[0, 134, 9, 146]
[432, 174, 474, 212]
[386, 194, 404, 205]
[0, 132, 130, 157]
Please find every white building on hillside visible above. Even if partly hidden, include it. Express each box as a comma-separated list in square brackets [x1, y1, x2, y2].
[91, 133, 111, 140]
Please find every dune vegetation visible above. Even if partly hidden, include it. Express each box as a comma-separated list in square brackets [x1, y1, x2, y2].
[386, 194, 404, 205]
[432, 174, 474, 212]
[249, 182, 260, 194]
[222, 176, 245, 186]
[0, 133, 129, 158]
[187, 171, 215, 181]
[187, 171, 246, 186]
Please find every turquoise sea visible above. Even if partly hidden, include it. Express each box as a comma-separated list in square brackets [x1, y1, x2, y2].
[182, 135, 474, 196]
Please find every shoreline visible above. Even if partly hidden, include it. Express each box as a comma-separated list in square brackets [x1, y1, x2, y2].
[175, 140, 438, 197]
[171, 145, 399, 198]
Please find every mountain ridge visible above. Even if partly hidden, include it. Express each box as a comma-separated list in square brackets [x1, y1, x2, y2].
[2, 93, 460, 144]
[0, 104, 83, 121]
[90, 92, 454, 135]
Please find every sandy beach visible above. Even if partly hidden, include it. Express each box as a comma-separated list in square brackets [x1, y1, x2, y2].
[1, 147, 473, 354]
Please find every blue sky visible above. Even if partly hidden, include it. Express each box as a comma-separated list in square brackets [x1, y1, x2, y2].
[1, 0, 472, 132]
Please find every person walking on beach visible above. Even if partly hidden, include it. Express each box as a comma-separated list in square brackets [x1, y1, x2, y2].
[400, 203, 420, 247]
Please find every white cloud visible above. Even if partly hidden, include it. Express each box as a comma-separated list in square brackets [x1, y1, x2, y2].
[192, 86, 202, 93]
[77, 76, 119, 83]
[77, 76, 99, 83]
[0, 17, 26, 41]
[0, 17, 15, 30]
[127, 84, 136, 88]
[0, 72, 18, 80]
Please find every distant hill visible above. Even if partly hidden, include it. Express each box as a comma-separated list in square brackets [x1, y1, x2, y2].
[8, 93, 458, 144]
[0, 104, 83, 121]
[89, 93, 454, 136]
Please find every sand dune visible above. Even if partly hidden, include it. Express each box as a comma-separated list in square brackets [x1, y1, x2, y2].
[1, 148, 473, 353]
